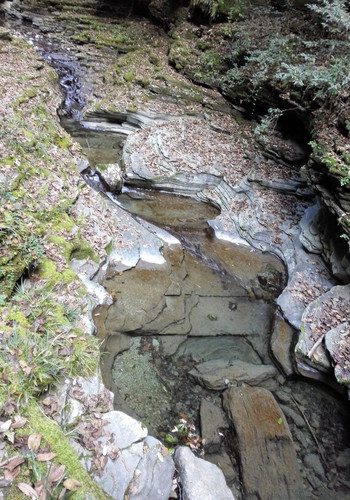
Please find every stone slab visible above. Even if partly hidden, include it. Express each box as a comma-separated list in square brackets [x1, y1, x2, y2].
[190, 360, 277, 390]
[223, 386, 305, 500]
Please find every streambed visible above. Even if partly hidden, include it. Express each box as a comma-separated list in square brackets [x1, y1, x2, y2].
[6, 7, 350, 499]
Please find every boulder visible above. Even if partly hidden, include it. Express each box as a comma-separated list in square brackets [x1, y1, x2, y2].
[94, 163, 123, 193]
[173, 446, 235, 500]
[223, 386, 305, 500]
[325, 322, 350, 385]
[93, 411, 174, 500]
[296, 285, 350, 383]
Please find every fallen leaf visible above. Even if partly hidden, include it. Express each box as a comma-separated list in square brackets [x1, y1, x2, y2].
[41, 397, 52, 406]
[5, 456, 25, 471]
[63, 478, 81, 491]
[11, 415, 27, 429]
[28, 433, 41, 452]
[4, 465, 21, 481]
[0, 420, 12, 432]
[17, 482, 39, 499]
[33, 480, 46, 500]
[36, 452, 57, 462]
[47, 464, 65, 483]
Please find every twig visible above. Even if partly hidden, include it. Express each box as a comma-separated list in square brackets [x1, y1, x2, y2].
[307, 334, 325, 359]
[291, 395, 327, 468]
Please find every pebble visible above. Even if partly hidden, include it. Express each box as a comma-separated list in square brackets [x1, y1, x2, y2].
[280, 405, 306, 428]
[303, 453, 325, 479]
[336, 448, 350, 468]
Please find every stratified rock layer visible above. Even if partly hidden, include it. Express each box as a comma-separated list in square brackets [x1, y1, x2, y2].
[223, 385, 305, 500]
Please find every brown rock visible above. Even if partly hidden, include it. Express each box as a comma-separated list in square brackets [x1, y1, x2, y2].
[223, 386, 305, 500]
[270, 312, 296, 376]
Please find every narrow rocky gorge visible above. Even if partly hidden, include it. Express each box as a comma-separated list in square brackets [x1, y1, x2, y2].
[1, 0, 350, 499]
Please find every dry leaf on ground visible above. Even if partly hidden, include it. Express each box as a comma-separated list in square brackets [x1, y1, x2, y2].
[28, 433, 42, 452]
[63, 478, 81, 491]
[18, 482, 39, 499]
[36, 452, 57, 462]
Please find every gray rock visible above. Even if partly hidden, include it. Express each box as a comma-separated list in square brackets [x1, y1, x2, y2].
[296, 285, 350, 383]
[204, 452, 237, 485]
[335, 448, 350, 468]
[325, 321, 350, 385]
[200, 399, 228, 453]
[299, 204, 323, 254]
[94, 163, 123, 193]
[92, 411, 174, 500]
[176, 336, 261, 364]
[127, 436, 175, 500]
[189, 359, 277, 390]
[173, 446, 235, 500]
[303, 453, 324, 479]
[159, 335, 187, 355]
[279, 405, 306, 428]
[223, 386, 305, 500]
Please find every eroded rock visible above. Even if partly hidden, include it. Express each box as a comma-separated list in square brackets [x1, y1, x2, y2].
[270, 311, 296, 376]
[325, 322, 350, 385]
[93, 412, 174, 500]
[296, 285, 350, 382]
[173, 446, 235, 500]
[189, 359, 277, 390]
[223, 385, 305, 500]
[200, 399, 229, 453]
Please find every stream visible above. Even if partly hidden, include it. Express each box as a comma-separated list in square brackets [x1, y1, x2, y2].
[6, 6, 350, 499]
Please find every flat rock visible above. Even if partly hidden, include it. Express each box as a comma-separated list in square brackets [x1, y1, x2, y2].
[176, 336, 261, 364]
[223, 386, 305, 500]
[173, 446, 235, 500]
[200, 399, 229, 453]
[189, 297, 274, 336]
[189, 359, 277, 390]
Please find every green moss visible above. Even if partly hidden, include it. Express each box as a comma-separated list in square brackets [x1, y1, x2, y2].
[123, 71, 135, 82]
[47, 235, 72, 262]
[53, 133, 72, 150]
[25, 401, 110, 500]
[5, 310, 29, 328]
[62, 268, 77, 282]
[25, 87, 38, 99]
[38, 259, 57, 280]
[104, 240, 113, 255]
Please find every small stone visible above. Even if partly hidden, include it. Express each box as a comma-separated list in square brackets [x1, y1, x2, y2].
[335, 448, 350, 469]
[303, 453, 324, 479]
[280, 405, 306, 428]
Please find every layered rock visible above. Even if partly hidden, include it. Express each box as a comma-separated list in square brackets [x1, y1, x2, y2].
[223, 386, 305, 500]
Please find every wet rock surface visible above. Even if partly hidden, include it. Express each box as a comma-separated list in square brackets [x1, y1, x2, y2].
[223, 386, 305, 500]
[2, 1, 350, 499]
